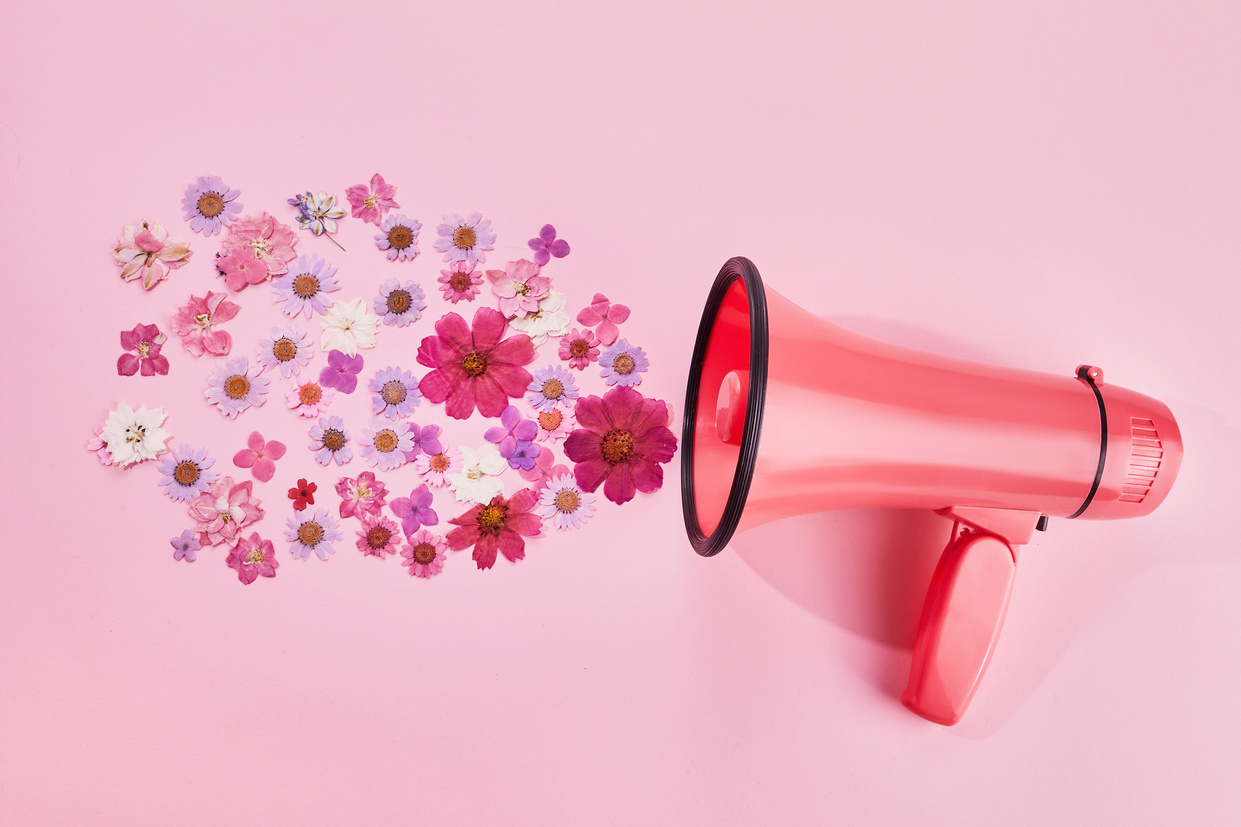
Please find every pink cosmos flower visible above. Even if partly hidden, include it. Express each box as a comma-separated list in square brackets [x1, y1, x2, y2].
[356, 513, 402, 558]
[438, 261, 483, 304]
[527, 224, 570, 267]
[563, 386, 678, 505]
[188, 476, 265, 547]
[217, 211, 299, 290]
[446, 490, 542, 570]
[558, 328, 600, 370]
[576, 293, 631, 346]
[226, 532, 279, 584]
[286, 378, 335, 418]
[346, 173, 400, 225]
[415, 307, 536, 420]
[401, 529, 448, 578]
[86, 426, 115, 466]
[485, 259, 550, 318]
[233, 431, 287, 483]
[117, 323, 169, 376]
[169, 292, 240, 357]
[336, 471, 388, 519]
[113, 221, 193, 290]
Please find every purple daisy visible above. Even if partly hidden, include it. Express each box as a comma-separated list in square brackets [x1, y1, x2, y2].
[284, 507, 344, 561]
[308, 415, 352, 466]
[598, 338, 650, 388]
[271, 254, 340, 318]
[171, 530, 201, 562]
[390, 484, 439, 536]
[434, 211, 496, 266]
[369, 366, 422, 420]
[526, 364, 579, 413]
[156, 443, 219, 503]
[374, 279, 427, 327]
[319, 349, 365, 394]
[181, 174, 243, 236]
[375, 214, 422, 261]
[256, 326, 314, 378]
[206, 357, 270, 419]
[537, 473, 596, 530]
[360, 420, 414, 471]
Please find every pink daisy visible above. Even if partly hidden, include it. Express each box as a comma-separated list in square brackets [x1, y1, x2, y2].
[438, 261, 483, 304]
[401, 529, 448, 578]
[356, 513, 402, 558]
[414, 446, 463, 487]
[558, 328, 600, 370]
[286, 377, 335, 418]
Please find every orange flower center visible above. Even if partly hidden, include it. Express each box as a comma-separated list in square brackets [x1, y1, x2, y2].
[461, 353, 487, 377]
[173, 460, 200, 486]
[429, 453, 450, 472]
[273, 338, 296, 362]
[197, 191, 225, 218]
[453, 226, 477, 250]
[387, 225, 414, 250]
[613, 354, 636, 375]
[554, 489, 581, 513]
[412, 542, 437, 565]
[293, 275, 319, 298]
[225, 375, 250, 399]
[386, 289, 412, 314]
[374, 430, 398, 453]
[541, 378, 564, 399]
[538, 409, 563, 431]
[477, 504, 507, 534]
[381, 381, 407, 405]
[600, 429, 634, 464]
[298, 522, 324, 546]
[298, 383, 323, 405]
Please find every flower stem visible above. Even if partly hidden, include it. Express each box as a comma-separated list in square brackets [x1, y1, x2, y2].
[327, 234, 346, 252]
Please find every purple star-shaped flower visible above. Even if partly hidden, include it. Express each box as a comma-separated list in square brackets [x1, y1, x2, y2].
[171, 530, 201, 562]
[527, 224, 570, 267]
[485, 405, 542, 470]
[389, 484, 439, 536]
[319, 349, 365, 394]
[402, 423, 444, 463]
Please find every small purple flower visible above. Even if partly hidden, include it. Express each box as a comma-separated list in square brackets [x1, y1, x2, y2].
[376, 214, 422, 261]
[256, 326, 314, 378]
[271, 254, 340, 318]
[527, 224, 570, 267]
[598, 339, 649, 388]
[369, 366, 422, 420]
[319, 349, 365, 394]
[485, 405, 542, 470]
[171, 529, 202, 562]
[308, 416, 352, 466]
[403, 423, 443, 463]
[374, 279, 427, 327]
[506, 439, 542, 472]
[182, 175, 242, 236]
[526, 364, 579, 413]
[390, 484, 439, 536]
[156, 444, 219, 502]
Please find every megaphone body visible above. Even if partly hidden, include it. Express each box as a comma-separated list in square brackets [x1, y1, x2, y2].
[682, 258, 1182, 725]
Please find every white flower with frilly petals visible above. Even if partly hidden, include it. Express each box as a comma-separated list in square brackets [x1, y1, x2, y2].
[447, 443, 507, 504]
[100, 403, 170, 466]
[318, 297, 380, 357]
[507, 290, 570, 347]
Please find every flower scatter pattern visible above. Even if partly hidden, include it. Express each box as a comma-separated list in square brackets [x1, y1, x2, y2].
[93, 175, 676, 584]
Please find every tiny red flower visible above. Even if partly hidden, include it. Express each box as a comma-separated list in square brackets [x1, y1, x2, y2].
[288, 479, 317, 511]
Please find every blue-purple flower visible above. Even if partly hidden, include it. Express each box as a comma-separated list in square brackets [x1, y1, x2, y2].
[319, 349, 365, 394]
[374, 279, 427, 327]
[182, 175, 243, 236]
[526, 364, 579, 413]
[171, 530, 202, 562]
[376, 214, 422, 261]
[308, 416, 352, 466]
[288, 191, 346, 237]
[157, 444, 219, 502]
[485, 404, 542, 471]
[390, 484, 439, 536]
[598, 338, 649, 387]
[271, 254, 340, 318]
[527, 223, 570, 266]
[285, 507, 344, 561]
[369, 367, 422, 419]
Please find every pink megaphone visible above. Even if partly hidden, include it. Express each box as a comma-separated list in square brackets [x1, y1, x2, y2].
[681, 257, 1183, 725]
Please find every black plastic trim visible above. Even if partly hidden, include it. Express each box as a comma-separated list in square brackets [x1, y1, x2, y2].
[1069, 367, 1108, 519]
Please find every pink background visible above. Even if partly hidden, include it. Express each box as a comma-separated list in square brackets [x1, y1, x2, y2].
[3, 1, 1239, 824]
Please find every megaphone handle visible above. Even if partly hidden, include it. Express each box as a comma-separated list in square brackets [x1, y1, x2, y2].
[901, 523, 1019, 726]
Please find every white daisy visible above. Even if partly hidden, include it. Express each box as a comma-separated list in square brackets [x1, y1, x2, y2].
[537, 473, 597, 530]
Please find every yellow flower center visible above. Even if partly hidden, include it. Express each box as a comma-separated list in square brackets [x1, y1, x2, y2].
[601, 429, 634, 464]
[364, 194, 379, 209]
[477, 504, 506, 534]
[138, 341, 150, 357]
[197, 191, 225, 218]
[225, 375, 250, 399]
[373, 430, 398, 453]
[554, 489, 581, 513]
[453, 226, 477, 250]
[194, 313, 212, 328]
[461, 353, 487, 377]
[173, 460, 200, 486]
[245, 547, 266, 564]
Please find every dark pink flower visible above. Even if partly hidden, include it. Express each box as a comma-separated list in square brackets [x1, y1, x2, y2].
[558, 328, 600, 370]
[416, 307, 536, 420]
[226, 532, 278, 584]
[346, 173, 400, 225]
[169, 291, 240, 356]
[446, 489, 542, 570]
[117, 323, 169, 376]
[336, 471, 388, 519]
[438, 261, 482, 304]
[576, 293, 630, 346]
[563, 386, 678, 505]
[233, 431, 287, 483]
[356, 513, 402, 558]
[527, 224, 570, 267]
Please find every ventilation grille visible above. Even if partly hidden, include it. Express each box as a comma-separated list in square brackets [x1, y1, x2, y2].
[1120, 418, 1162, 504]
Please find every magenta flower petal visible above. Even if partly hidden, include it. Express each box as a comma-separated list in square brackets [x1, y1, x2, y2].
[469, 307, 507, 353]
[539, 224, 557, 244]
[603, 462, 638, 504]
[595, 320, 619, 346]
[549, 238, 570, 258]
[251, 457, 277, 482]
[117, 353, 140, 375]
[265, 440, 287, 460]
[233, 448, 258, 468]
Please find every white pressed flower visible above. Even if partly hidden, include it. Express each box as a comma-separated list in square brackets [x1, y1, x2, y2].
[100, 403, 170, 466]
[318, 297, 380, 357]
[447, 443, 507, 504]
[507, 290, 570, 347]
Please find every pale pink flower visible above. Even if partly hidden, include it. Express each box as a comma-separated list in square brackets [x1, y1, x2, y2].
[286, 378, 335, 418]
[218, 211, 299, 290]
[485, 259, 551, 318]
[113, 221, 193, 290]
[188, 476, 265, 547]
[346, 173, 400, 225]
[575, 293, 630, 346]
[169, 291, 240, 356]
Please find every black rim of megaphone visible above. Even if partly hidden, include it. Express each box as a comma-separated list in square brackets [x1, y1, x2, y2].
[681, 256, 769, 557]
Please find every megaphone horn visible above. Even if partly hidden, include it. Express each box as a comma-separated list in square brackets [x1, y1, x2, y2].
[681, 257, 1182, 725]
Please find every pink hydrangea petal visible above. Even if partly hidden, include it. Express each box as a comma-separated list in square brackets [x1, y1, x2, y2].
[606, 303, 629, 324]
[233, 449, 258, 469]
[576, 306, 603, 326]
[247, 431, 266, 452]
[264, 440, 287, 460]
[251, 457, 277, 483]
[595, 320, 619, 346]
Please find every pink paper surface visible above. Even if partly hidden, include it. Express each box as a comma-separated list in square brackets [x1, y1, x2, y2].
[2, 2, 1239, 824]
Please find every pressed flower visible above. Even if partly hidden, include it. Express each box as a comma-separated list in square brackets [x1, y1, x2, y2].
[319, 349, 365, 393]
[346, 173, 400, 225]
[485, 259, 550, 319]
[484, 405, 541, 471]
[559, 327, 600, 370]
[415, 445, 463, 488]
[356, 513, 402, 558]
[437, 261, 483, 304]
[447, 443, 506, 505]
[309, 416, 353, 466]
[374, 279, 426, 327]
[401, 529, 448, 578]
[598, 338, 650, 388]
[171, 529, 201, 562]
[369, 366, 421, 420]
[576, 293, 631, 346]
[219, 211, 299, 287]
[113, 221, 193, 290]
[375, 214, 422, 262]
[527, 224, 570, 267]
[336, 471, 388, 519]
[446, 489, 542, 570]
[434, 211, 496, 266]
[415, 307, 535, 420]
[286, 377, 335, 418]
[563, 386, 678, 505]
[206, 357, 270, 419]
[402, 422, 443, 463]
[226, 532, 278, 584]
[156, 443, 219, 502]
[256, 326, 314, 378]
[533, 405, 575, 444]
[360, 420, 413, 471]
[288, 478, 317, 511]
[232, 431, 287, 483]
[285, 507, 343, 561]
[181, 175, 242, 236]
[519, 447, 569, 490]
[526, 365, 578, 413]
[86, 425, 114, 466]
[100, 403, 169, 467]
[537, 473, 596, 530]
[319, 298, 380, 357]
[272, 254, 340, 318]
[390, 484, 439, 536]
[188, 476, 264, 548]
[117, 323, 170, 377]
[288, 191, 346, 240]
[215, 248, 269, 291]
[169, 291, 240, 357]
[507, 290, 571, 347]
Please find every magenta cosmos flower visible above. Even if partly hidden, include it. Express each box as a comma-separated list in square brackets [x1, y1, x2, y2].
[434, 211, 496, 266]
[117, 323, 169, 376]
[169, 291, 240, 357]
[401, 529, 448, 579]
[446, 490, 542, 570]
[226, 532, 279, 584]
[346, 173, 400, 225]
[336, 471, 388, 519]
[233, 431, 287, 482]
[188, 476, 265, 547]
[558, 328, 600, 370]
[217, 211, 299, 290]
[181, 175, 243, 236]
[416, 307, 536, 420]
[563, 386, 678, 505]
[206, 357, 270, 418]
[527, 224, 570, 267]
[113, 221, 193, 290]
[485, 259, 550, 318]
[438, 261, 483, 304]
